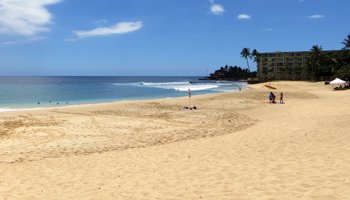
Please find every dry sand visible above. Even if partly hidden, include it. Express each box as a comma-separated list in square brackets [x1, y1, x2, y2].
[0, 81, 349, 199]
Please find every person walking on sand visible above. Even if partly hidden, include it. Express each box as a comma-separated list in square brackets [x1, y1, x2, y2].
[280, 92, 284, 104]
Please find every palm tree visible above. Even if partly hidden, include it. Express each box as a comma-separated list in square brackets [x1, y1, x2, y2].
[311, 45, 323, 55]
[342, 34, 350, 50]
[308, 45, 332, 80]
[241, 48, 251, 71]
[304, 45, 323, 79]
[251, 49, 259, 62]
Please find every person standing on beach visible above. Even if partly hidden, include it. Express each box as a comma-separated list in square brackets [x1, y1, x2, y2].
[280, 92, 284, 104]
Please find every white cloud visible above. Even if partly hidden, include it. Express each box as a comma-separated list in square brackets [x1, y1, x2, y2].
[237, 14, 251, 20]
[308, 14, 324, 19]
[73, 21, 143, 39]
[209, 0, 225, 15]
[0, 0, 61, 36]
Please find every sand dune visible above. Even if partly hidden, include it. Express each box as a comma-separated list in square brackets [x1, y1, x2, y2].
[0, 81, 349, 199]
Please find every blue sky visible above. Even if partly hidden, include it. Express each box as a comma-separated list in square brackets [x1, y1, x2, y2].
[0, 0, 349, 76]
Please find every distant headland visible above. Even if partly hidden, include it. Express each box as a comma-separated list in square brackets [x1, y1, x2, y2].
[202, 65, 257, 81]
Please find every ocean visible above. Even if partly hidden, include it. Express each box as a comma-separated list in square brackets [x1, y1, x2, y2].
[0, 76, 246, 111]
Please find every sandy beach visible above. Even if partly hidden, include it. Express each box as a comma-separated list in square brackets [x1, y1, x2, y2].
[0, 81, 349, 199]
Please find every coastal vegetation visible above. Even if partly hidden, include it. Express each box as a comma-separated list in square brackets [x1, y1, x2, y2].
[304, 34, 350, 80]
[240, 48, 251, 72]
[207, 47, 259, 80]
[208, 65, 257, 80]
[342, 34, 350, 50]
[240, 48, 259, 72]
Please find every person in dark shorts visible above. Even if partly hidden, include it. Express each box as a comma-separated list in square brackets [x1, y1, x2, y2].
[280, 92, 284, 104]
[269, 92, 276, 103]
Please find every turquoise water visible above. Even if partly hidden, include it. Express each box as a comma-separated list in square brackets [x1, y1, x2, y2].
[0, 76, 246, 111]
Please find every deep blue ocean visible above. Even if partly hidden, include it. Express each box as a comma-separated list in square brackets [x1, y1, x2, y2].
[0, 76, 246, 111]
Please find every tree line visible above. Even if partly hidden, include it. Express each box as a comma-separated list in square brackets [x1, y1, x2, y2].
[304, 34, 350, 81]
[209, 65, 257, 80]
[207, 48, 259, 80]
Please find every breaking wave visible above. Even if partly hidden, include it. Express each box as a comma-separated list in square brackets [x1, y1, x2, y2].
[114, 81, 244, 92]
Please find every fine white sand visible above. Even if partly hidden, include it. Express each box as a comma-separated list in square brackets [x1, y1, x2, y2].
[0, 81, 349, 199]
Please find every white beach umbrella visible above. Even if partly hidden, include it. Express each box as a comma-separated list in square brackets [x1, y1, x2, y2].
[329, 78, 346, 85]
[329, 78, 346, 90]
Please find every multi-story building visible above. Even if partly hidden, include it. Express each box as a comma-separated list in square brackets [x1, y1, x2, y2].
[257, 51, 309, 80]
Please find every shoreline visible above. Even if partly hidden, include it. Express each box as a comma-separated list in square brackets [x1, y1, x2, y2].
[0, 87, 246, 114]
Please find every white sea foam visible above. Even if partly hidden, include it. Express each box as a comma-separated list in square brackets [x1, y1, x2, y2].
[141, 81, 190, 86]
[141, 81, 222, 91]
[175, 85, 219, 91]
[0, 107, 44, 112]
[113, 80, 243, 92]
[0, 107, 16, 112]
